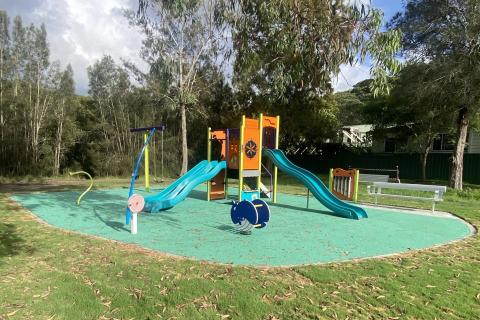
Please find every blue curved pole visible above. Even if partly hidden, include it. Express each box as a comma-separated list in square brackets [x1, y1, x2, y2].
[126, 128, 157, 225]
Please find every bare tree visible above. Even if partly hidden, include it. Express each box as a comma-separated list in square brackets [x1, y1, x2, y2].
[132, 0, 229, 174]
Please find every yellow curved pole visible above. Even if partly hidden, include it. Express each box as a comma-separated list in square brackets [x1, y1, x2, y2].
[69, 171, 93, 206]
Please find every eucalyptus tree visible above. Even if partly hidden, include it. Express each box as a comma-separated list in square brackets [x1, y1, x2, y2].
[0, 12, 82, 176]
[11, 16, 26, 99]
[222, 0, 401, 149]
[134, 0, 401, 170]
[0, 11, 9, 161]
[133, 0, 230, 174]
[232, 0, 402, 100]
[390, 0, 480, 189]
[52, 64, 76, 175]
[365, 63, 454, 181]
[21, 23, 50, 165]
[88, 55, 134, 172]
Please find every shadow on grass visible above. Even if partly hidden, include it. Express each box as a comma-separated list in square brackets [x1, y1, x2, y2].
[0, 223, 34, 264]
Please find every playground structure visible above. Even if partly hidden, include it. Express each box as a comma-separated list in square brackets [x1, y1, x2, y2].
[13, 186, 473, 266]
[206, 114, 280, 203]
[126, 114, 367, 234]
[11, 120, 473, 266]
[329, 168, 359, 202]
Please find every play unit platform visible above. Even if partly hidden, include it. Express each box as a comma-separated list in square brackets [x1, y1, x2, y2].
[11, 186, 473, 267]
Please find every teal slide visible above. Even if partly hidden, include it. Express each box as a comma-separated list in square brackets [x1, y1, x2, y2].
[143, 160, 226, 212]
[263, 149, 367, 219]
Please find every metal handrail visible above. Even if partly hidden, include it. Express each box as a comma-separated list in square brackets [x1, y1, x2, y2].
[261, 162, 273, 195]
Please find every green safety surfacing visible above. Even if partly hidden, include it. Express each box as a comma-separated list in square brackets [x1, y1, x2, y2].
[10, 186, 473, 266]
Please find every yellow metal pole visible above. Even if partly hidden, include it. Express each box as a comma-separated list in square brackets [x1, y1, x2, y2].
[238, 115, 245, 201]
[144, 133, 150, 192]
[207, 127, 211, 201]
[273, 115, 280, 203]
[353, 169, 360, 202]
[257, 113, 263, 192]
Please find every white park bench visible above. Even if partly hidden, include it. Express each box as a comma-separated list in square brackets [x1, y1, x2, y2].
[360, 173, 390, 183]
[367, 182, 447, 212]
[356, 167, 401, 183]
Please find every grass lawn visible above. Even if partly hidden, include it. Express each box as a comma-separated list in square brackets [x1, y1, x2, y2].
[1, 175, 479, 319]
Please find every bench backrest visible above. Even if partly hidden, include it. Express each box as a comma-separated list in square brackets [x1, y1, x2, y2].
[372, 182, 446, 195]
[360, 174, 390, 183]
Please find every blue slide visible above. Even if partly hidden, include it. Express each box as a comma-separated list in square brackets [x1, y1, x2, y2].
[143, 160, 227, 212]
[263, 149, 367, 219]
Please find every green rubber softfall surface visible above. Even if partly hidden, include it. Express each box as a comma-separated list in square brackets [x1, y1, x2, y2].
[11, 186, 472, 266]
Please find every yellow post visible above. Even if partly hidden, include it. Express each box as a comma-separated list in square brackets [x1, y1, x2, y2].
[257, 113, 263, 191]
[353, 169, 360, 202]
[207, 127, 212, 201]
[273, 115, 280, 203]
[238, 115, 245, 201]
[144, 133, 150, 192]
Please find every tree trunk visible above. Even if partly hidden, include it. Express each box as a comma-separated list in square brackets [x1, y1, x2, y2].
[450, 107, 469, 190]
[33, 63, 41, 164]
[53, 102, 64, 176]
[180, 103, 188, 175]
[420, 142, 432, 182]
[0, 48, 4, 165]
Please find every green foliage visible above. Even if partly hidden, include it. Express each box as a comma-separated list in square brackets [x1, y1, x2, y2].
[0, 1, 404, 177]
[390, 0, 480, 188]
[334, 79, 378, 127]
[0, 12, 79, 176]
[365, 63, 454, 150]
[390, 0, 480, 112]
[232, 0, 402, 99]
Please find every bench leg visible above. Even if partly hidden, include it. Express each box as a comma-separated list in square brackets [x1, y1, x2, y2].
[432, 201, 435, 213]
[375, 195, 378, 205]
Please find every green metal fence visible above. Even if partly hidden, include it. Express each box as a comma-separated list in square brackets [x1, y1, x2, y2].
[289, 152, 480, 184]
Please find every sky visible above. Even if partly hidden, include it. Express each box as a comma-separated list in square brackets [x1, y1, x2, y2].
[2, 0, 404, 95]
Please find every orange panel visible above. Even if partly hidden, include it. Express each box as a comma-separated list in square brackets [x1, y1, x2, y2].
[243, 118, 260, 170]
[263, 116, 277, 129]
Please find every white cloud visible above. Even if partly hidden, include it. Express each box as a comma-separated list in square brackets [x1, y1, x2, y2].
[7, 0, 146, 94]
[332, 63, 371, 92]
